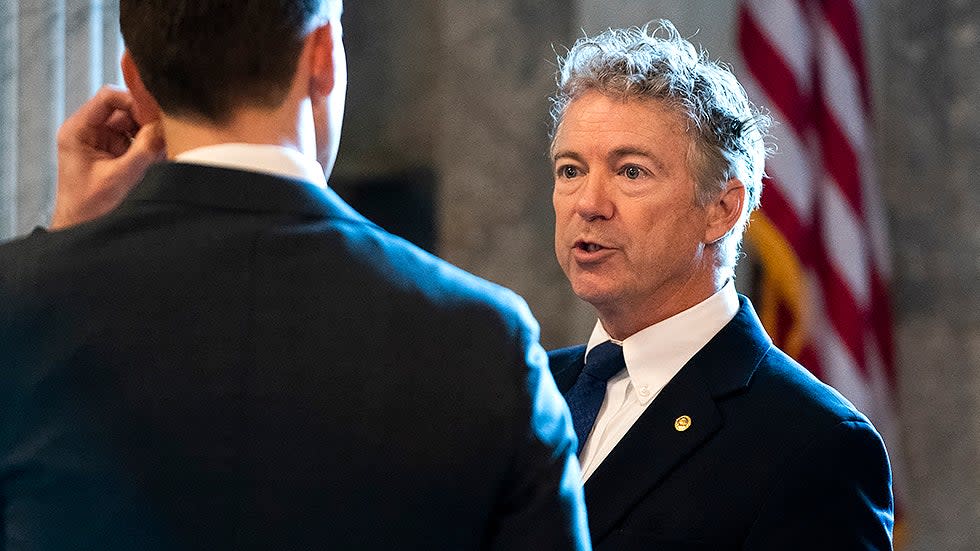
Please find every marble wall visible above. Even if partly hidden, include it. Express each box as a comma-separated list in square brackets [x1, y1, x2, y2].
[877, 2, 980, 549]
[432, 0, 595, 347]
[0, 1, 17, 237]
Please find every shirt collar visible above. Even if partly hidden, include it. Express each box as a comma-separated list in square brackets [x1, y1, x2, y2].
[174, 143, 327, 189]
[586, 280, 739, 404]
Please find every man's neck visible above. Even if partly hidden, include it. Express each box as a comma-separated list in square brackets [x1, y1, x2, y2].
[595, 269, 729, 341]
[161, 102, 314, 160]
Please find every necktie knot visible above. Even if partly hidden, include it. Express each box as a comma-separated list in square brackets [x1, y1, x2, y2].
[584, 341, 626, 382]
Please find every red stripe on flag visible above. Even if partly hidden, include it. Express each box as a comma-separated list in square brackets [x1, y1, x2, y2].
[797, 343, 824, 381]
[813, 237, 869, 377]
[738, 5, 812, 135]
[816, 100, 866, 216]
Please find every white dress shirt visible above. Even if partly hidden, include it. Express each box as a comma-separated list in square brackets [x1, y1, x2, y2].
[175, 143, 328, 189]
[578, 280, 739, 482]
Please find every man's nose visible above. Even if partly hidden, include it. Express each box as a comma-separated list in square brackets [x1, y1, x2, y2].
[574, 173, 614, 221]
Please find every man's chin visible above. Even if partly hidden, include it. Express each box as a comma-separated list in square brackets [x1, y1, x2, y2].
[569, 278, 620, 310]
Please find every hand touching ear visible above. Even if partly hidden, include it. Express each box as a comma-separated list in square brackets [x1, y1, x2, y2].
[50, 85, 166, 229]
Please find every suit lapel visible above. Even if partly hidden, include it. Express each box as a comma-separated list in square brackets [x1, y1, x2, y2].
[582, 360, 722, 542]
[578, 296, 772, 542]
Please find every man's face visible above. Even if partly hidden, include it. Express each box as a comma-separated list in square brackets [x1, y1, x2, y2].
[551, 91, 717, 337]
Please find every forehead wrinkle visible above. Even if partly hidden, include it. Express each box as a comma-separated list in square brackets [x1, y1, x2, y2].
[552, 124, 658, 158]
[552, 94, 690, 175]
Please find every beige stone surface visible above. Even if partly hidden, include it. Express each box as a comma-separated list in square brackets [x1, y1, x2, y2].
[431, 0, 595, 348]
[875, 3, 980, 549]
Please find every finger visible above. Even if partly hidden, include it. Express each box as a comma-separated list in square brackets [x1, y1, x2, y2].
[117, 121, 166, 172]
[103, 130, 133, 158]
[88, 115, 138, 157]
[58, 86, 135, 148]
[80, 85, 135, 127]
[105, 108, 140, 138]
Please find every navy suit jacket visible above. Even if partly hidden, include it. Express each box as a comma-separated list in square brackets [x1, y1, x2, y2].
[549, 296, 893, 550]
[0, 162, 588, 550]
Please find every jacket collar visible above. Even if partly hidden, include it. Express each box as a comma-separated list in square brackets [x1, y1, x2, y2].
[550, 295, 770, 399]
[124, 161, 369, 225]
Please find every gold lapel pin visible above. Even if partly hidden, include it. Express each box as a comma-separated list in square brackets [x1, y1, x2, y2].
[674, 415, 692, 432]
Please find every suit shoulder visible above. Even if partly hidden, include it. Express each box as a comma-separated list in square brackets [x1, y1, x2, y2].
[751, 345, 873, 429]
[363, 222, 531, 317]
[264, 217, 537, 333]
[0, 230, 48, 294]
[0, 229, 45, 263]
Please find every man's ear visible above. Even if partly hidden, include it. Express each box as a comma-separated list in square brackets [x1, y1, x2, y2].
[120, 50, 162, 125]
[704, 178, 746, 244]
[307, 23, 336, 99]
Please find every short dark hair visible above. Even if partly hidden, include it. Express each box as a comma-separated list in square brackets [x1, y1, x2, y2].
[120, 0, 341, 123]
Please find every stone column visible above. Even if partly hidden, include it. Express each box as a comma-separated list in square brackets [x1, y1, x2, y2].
[0, 0, 18, 239]
[875, 3, 980, 550]
[435, 0, 594, 347]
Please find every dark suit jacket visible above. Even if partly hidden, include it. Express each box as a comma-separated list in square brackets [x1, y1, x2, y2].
[550, 296, 893, 550]
[0, 162, 588, 550]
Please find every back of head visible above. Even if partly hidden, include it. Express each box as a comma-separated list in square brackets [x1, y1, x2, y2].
[551, 20, 771, 278]
[119, 0, 342, 124]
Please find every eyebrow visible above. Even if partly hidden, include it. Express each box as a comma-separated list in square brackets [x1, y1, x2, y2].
[551, 150, 583, 164]
[609, 147, 668, 173]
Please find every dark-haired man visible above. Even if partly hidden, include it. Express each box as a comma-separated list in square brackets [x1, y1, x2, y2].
[0, 2, 589, 549]
[547, 22, 893, 549]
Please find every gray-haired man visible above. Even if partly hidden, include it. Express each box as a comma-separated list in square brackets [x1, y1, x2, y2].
[547, 21, 894, 550]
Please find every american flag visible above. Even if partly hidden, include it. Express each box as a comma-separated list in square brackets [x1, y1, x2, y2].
[736, 0, 904, 543]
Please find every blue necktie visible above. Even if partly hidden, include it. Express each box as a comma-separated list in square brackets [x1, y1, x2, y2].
[563, 341, 626, 455]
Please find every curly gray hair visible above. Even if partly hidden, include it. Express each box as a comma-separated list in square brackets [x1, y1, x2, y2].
[550, 20, 771, 279]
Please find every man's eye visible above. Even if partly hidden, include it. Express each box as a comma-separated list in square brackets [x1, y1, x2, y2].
[623, 166, 642, 179]
[559, 166, 580, 178]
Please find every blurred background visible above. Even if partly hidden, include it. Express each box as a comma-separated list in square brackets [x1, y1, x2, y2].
[2, 1, 978, 548]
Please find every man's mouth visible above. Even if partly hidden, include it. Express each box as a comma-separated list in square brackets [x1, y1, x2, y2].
[574, 240, 608, 253]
